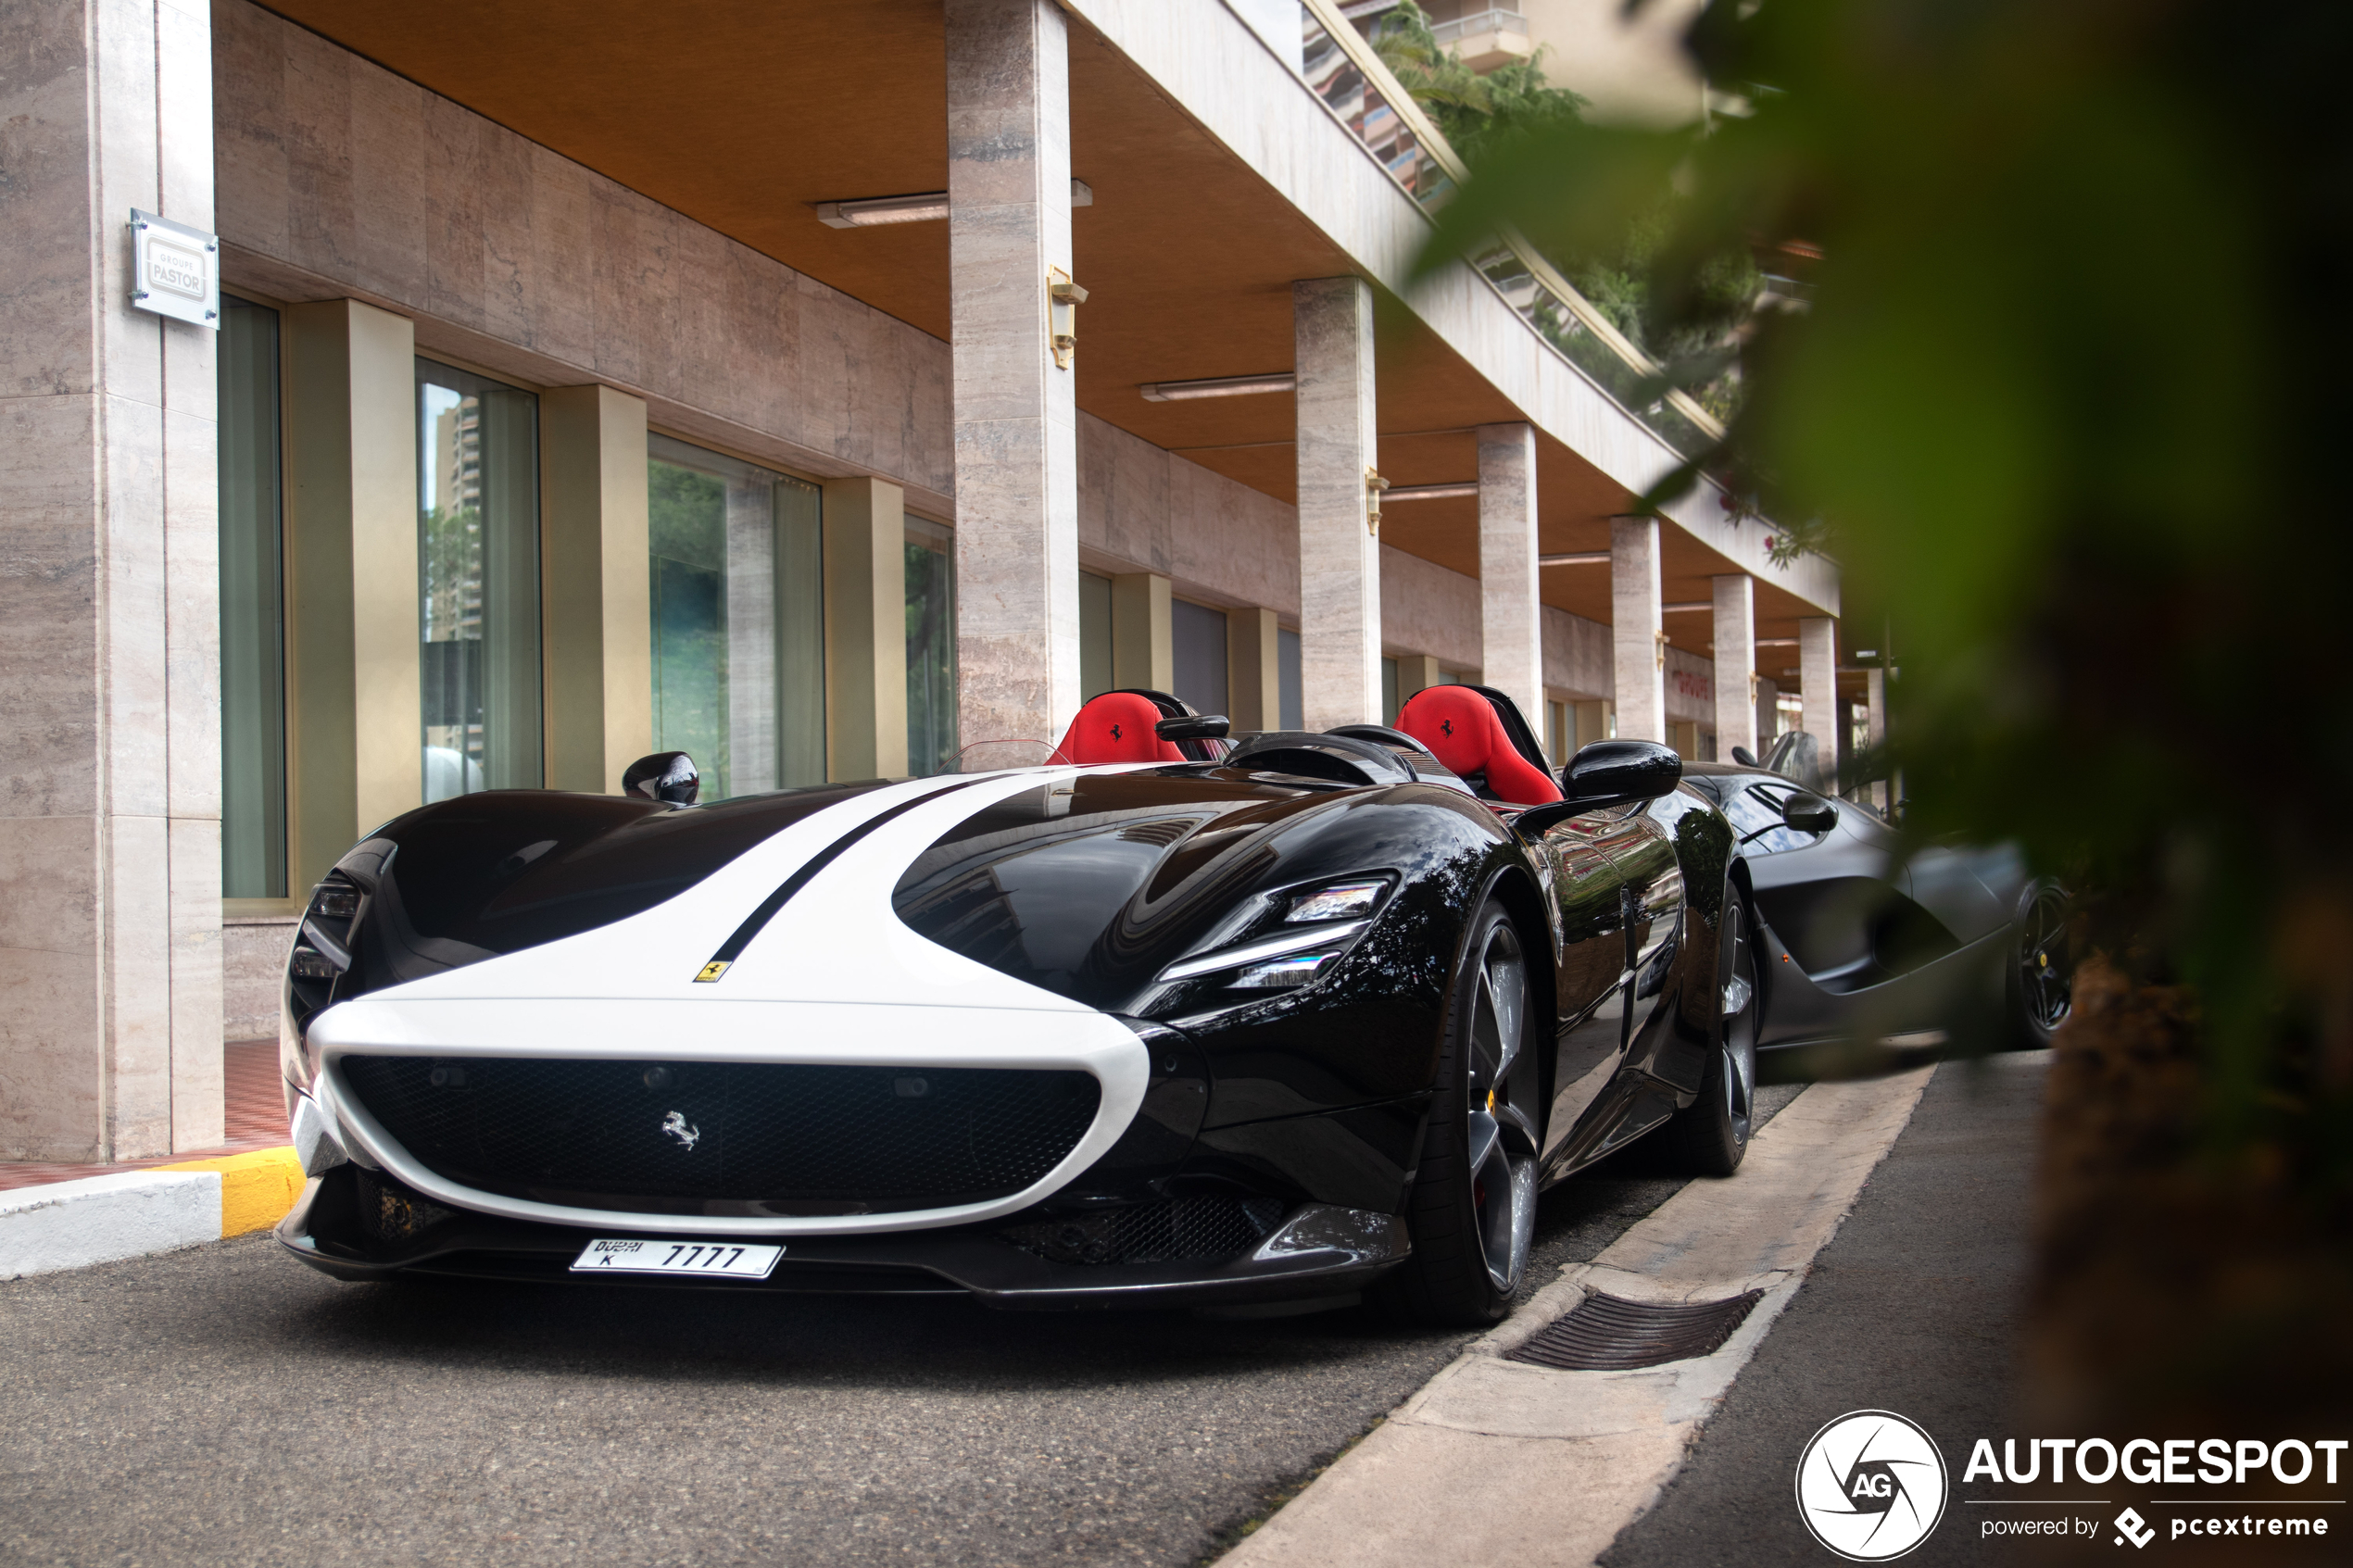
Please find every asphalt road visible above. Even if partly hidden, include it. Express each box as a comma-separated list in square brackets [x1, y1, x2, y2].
[1602, 1050, 2047, 1568]
[0, 1086, 1801, 1568]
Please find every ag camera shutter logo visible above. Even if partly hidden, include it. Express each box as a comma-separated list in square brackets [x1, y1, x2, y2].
[1795, 1410, 1950, 1561]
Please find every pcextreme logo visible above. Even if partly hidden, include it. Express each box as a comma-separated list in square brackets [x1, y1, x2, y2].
[1796, 1410, 1951, 1561]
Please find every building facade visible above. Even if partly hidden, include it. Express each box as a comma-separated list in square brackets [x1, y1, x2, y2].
[0, 0, 1849, 1162]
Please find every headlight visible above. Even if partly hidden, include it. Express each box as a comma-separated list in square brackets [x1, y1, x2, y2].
[1230, 952, 1340, 989]
[1284, 880, 1385, 923]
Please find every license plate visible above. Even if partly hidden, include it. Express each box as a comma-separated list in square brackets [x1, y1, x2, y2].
[570, 1237, 784, 1279]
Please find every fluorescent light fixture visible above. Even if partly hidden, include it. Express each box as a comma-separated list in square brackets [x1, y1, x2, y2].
[1755, 637, 1799, 646]
[1539, 551, 1612, 566]
[819, 180, 1092, 229]
[1383, 482, 1480, 501]
[1662, 601, 1711, 613]
[1139, 372, 1296, 402]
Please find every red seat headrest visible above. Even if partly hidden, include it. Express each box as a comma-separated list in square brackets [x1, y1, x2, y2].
[1395, 686, 1562, 806]
[1054, 691, 1188, 766]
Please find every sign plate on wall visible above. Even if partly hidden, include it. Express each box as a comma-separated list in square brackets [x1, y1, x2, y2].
[129, 208, 220, 329]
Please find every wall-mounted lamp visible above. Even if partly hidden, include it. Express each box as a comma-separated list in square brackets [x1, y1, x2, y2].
[1538, 551, 1611, 567]
[1048, 267, 1088, 370]
[1655, 627, 1669, 671]
[1365, 468, 1390, 533]
[1139, 372, 1295, 402]
[816, 179, 1093, 229]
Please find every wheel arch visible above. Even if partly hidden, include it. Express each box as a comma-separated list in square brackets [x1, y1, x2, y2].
[1479, 859, 1561, 1139]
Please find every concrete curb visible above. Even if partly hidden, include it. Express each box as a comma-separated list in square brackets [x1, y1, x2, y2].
[1219, 1065, 1938, 1567]
[0, 1147, 305, 1281]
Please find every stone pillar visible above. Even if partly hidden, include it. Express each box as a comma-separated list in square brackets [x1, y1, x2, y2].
[1800, 617, 1838, 767]
[1610, 515, 1666, 742]
[1710, 574, 1756, 764]
[1476, 421, 1541, 728]
[1111, 571, 1173, 691]
[1866, 665, 1888, 811]
[542, 384, 651, 794]
[283, 300, 420, 889]
[823, 477, 910, 780]
[1, 0, 221, 1160]
[1227, 608, 1282, 730]
[947, 0, 1080, 746]
[1295, 277, 1381, 730]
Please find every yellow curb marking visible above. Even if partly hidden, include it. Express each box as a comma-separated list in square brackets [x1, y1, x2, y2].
[157, 1147, 305, 1237]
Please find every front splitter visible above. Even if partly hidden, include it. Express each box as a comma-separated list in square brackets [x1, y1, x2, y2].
[273, 1175, 1409, 1311]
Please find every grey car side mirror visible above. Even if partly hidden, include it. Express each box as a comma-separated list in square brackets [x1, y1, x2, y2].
[622, 751, 699, 805]
[1780, 791, 1838, 834]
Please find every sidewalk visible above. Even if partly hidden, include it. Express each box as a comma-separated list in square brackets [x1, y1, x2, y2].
[0, 1039, 288, 1192]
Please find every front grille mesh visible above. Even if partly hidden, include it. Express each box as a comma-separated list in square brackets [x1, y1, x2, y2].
[999, 1196, 1289, 1266]
[339, 1056, 1101, 1216]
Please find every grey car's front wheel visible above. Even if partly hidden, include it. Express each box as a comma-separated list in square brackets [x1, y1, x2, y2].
[2007, 878, 2072, 1047]
[1657, 889, 1757, 1177]
[1378, 897, 1541, 1326]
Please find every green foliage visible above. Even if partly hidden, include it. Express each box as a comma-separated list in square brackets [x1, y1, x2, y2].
[1414, 0, 2353, 1170]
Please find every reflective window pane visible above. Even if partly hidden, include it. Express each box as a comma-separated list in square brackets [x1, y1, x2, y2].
[906, 516, 958, 776]
[417, 359, 541, 801]
[646, 434, 824, 797]
[219, 295, 286, 897]
[1172, 598, 1227, 716]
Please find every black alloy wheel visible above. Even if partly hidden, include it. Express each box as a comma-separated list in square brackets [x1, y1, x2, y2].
[1658, 887, 1758, 1177]
[1379, 897, 1541, 1326]
[2007, 879, 2072, 1047]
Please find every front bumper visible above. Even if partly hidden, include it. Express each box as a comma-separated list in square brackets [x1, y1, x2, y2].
[273, 1168, 1410, 1311]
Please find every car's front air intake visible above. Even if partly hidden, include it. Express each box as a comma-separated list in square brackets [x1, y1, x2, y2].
[338, 1056, 1101, 1217]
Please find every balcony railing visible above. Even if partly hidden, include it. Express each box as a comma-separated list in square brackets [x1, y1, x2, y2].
[1430, 8, 1529, 48]
[1295, 0, 1726, 462]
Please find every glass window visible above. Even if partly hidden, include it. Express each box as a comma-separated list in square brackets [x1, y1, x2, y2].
[1548, 699, 1567, 764]
[646, 434, 824, 797]
[1172, 599, 1227, 715]
[1277, 627, 1302, 729]
[1381, 657, 1399, 724]
[417, 359, 541, 801]
[1079, 571, 1113, 700]
[906, 515, 958, 776]
[220, 296, 286, 898]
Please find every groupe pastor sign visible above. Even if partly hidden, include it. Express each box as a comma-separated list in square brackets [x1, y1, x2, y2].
[128, 208, 219, 330]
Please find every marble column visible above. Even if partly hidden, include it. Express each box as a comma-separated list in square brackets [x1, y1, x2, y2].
[1111, 571, 1173, 692]
[1610, 515, 1666, 742]
[1, 0, 221, 1160]
[1800, 616, 1839, 783]
[1476, 421, 1542, 730]
[1710, 574, 1757, 763]
[822, 477, 910, 780]
[1226, 607, 1282, 731]
[541, 384, 651, 795]
[1295, 277, 1381, 730]
[947, 0, 1080, 747]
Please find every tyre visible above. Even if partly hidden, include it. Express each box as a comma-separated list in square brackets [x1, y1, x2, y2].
[2005, 878, 2072, 1047]
[1378, 897, 1541, 1326]
[1656, 887, 1758, 1177]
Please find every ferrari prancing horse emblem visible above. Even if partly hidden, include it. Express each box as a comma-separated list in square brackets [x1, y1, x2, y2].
[661, 1110, 700, 1151]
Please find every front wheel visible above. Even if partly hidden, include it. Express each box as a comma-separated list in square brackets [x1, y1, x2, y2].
[2006, 878, 2072, 1048]
[1656, 889, 1757, 1177]
[1378, 897, 1541, 1326]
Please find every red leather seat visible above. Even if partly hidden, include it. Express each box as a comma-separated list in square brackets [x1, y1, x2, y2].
[1054, 691, 1188, 765]
[1395, 685, 1563, 806]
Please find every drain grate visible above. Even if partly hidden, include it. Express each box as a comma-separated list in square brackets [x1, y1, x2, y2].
[1504, 1289, 1765, 1371]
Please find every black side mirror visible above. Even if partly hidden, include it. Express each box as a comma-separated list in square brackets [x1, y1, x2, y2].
[1730, 745, 1759, 767]
[622, 751, 699, 805]
[1155, 714, 1230, 742]
[1780, 791, 1838, 834]
[1512, 740, 1682, 839]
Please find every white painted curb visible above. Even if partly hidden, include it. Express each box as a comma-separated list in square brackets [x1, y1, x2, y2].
[0, 1171, 224, 1280]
